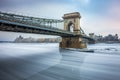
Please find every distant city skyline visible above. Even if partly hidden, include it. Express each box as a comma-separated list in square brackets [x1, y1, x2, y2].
[0, 0, 120, 41]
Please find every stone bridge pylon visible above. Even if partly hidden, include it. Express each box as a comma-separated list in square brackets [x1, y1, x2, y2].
[60, 12, 87, 49]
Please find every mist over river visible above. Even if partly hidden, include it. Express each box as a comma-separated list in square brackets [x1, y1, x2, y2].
[0, 43, 120, 80]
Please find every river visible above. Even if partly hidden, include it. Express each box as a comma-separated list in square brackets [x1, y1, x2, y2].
[0, 43, 120, 80]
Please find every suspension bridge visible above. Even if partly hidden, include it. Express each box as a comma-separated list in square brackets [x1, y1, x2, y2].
[0, 11, 94, 48]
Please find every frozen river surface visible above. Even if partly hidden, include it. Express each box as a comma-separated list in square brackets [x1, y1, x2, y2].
[0, 43, 120, 80]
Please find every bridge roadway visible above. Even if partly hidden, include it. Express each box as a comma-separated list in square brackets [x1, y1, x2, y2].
[0, 12, 93, 40]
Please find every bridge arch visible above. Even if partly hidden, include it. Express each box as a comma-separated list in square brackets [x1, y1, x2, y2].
[63, 12, 81, 34]
[67, 21, 74, 32]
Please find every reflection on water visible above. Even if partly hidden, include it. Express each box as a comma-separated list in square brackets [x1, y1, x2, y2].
[0, 43, 120, 80]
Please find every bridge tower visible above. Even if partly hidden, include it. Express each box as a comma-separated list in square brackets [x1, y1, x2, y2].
[60, 12, 87, 49]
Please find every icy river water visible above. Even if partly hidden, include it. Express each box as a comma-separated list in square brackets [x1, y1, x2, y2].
[0, 43, 120, 80]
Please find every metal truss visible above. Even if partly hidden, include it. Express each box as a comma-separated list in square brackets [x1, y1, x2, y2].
[0, 12, 63, 28]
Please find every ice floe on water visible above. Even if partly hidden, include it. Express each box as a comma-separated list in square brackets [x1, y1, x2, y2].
[88, 43, 120, 55]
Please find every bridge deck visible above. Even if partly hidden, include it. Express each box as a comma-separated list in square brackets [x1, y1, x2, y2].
[0, 20, 76, 36]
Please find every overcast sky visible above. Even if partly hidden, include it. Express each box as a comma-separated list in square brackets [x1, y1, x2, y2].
[0, 0, 120, 41]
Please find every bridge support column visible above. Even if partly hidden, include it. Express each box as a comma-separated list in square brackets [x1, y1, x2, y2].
[60, 12, 87, 49]
[60, 37, 87, 49]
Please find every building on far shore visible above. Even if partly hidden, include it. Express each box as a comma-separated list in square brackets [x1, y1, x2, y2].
[14, 35, 61, 43]
[89, 33, 120, 43]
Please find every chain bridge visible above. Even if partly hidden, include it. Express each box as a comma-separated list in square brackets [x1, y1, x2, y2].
[0, 12, 94, 48]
